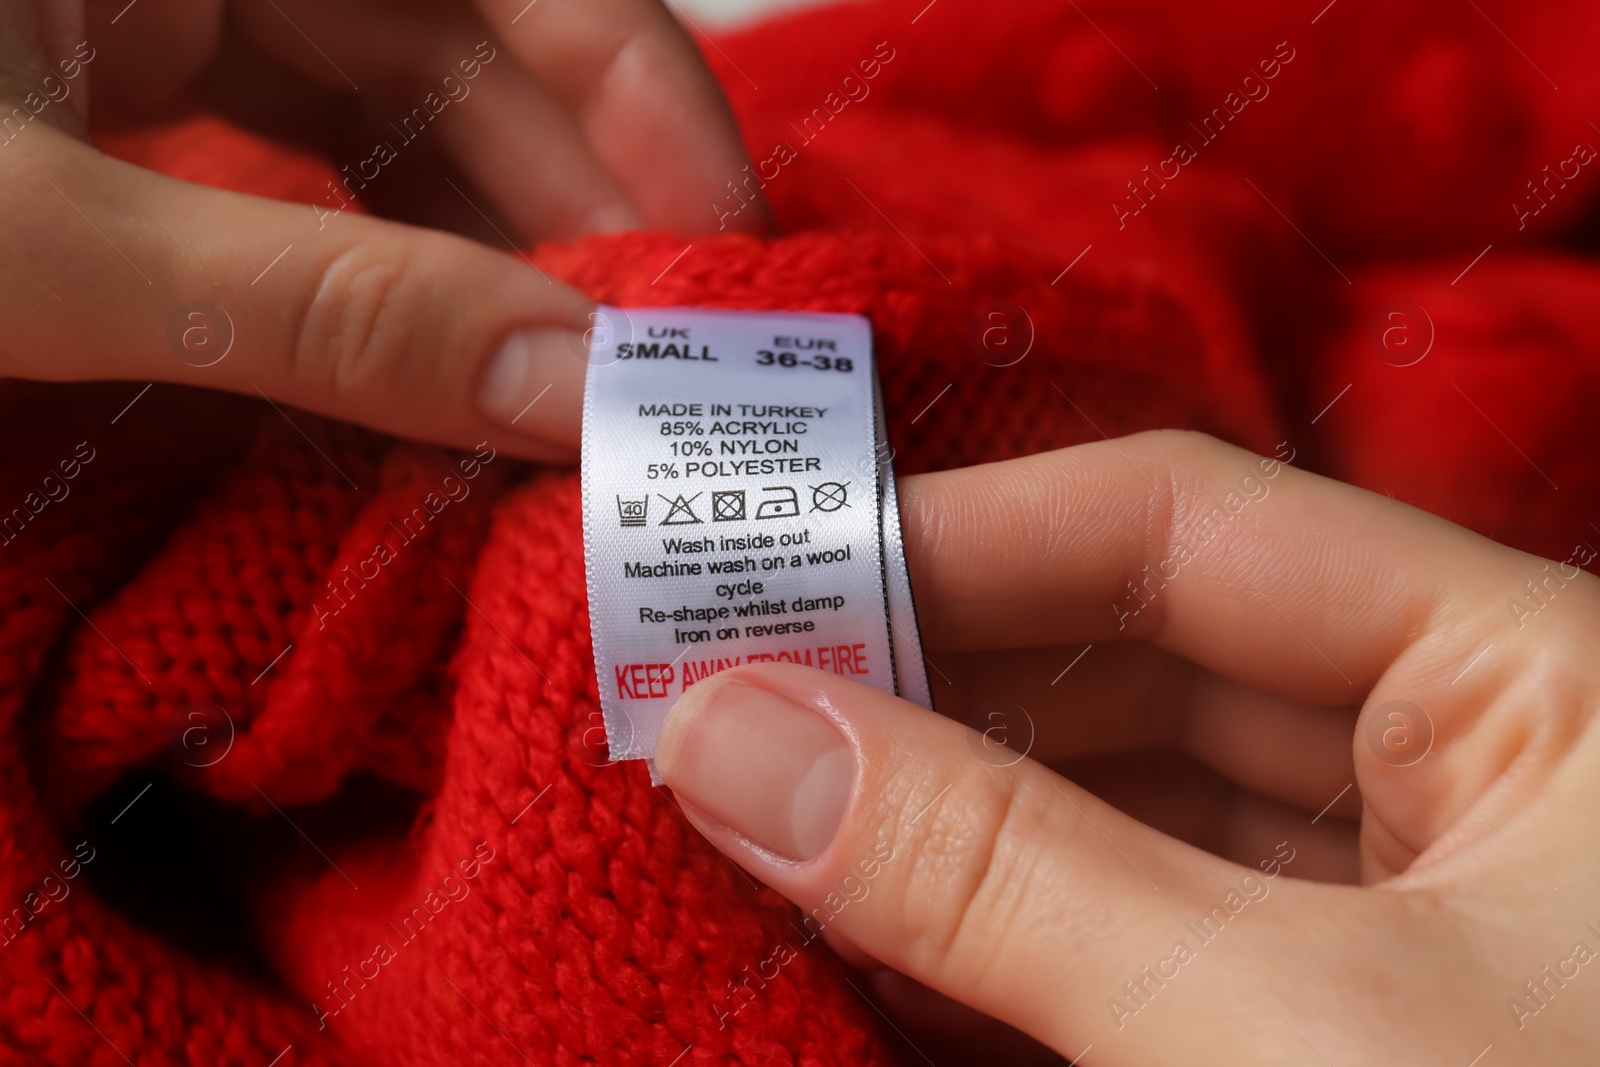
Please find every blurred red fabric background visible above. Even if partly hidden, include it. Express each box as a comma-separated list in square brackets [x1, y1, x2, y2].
[2, 0, 1596, 1063]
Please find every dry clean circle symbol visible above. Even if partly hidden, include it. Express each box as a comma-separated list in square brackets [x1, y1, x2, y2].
[811, 481, 849, 512]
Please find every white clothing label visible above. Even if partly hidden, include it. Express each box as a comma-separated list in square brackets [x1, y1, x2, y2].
[580, 306, 931, 763]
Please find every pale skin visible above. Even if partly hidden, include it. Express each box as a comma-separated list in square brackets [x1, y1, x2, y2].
[0, 0, 763, 457]
[657, 430, 1600, 1064]
[5, 4, 1595, 1062]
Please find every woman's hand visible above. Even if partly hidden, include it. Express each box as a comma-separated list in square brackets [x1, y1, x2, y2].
[657, 429, 1600, 1064]
[0, 0, 759, 458]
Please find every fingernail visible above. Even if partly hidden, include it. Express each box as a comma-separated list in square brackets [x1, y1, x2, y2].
[659, 680, 855, 861]
[478, 328, 581, 433]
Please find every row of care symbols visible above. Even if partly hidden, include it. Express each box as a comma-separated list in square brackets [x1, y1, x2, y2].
[616, 483, 849, 528]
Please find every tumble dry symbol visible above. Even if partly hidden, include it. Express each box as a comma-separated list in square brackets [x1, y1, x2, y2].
[712, 489, 746, 521]
[810, 481, 849, 512]
[659, 492, 703, 525]
[616, 495, 649, 527]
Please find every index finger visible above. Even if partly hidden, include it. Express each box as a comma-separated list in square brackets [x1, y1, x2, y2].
[474, 0, 766, 234]
[898, 429, 1552, 704]
[1, 127, 588, 458]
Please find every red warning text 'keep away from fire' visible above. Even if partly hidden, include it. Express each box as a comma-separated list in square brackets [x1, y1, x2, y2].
[613, 644, 869, 699]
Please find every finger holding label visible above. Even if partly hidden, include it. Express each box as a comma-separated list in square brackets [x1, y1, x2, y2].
[654, 662, 1462, 1064]
[657, 436, 1600, 1061]
[0, 126, 589, 457]
[898, 432, 1600, 880]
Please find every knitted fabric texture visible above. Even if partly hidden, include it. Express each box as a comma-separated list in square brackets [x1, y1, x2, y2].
[2, 0, 1598, 1064]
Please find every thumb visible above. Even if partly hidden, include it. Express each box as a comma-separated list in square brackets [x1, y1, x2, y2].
[1, 127, 588, 459]
[656, 663, 1379, 1063]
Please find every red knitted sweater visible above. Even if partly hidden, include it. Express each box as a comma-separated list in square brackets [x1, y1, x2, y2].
[3, 1, 1597, 1064]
